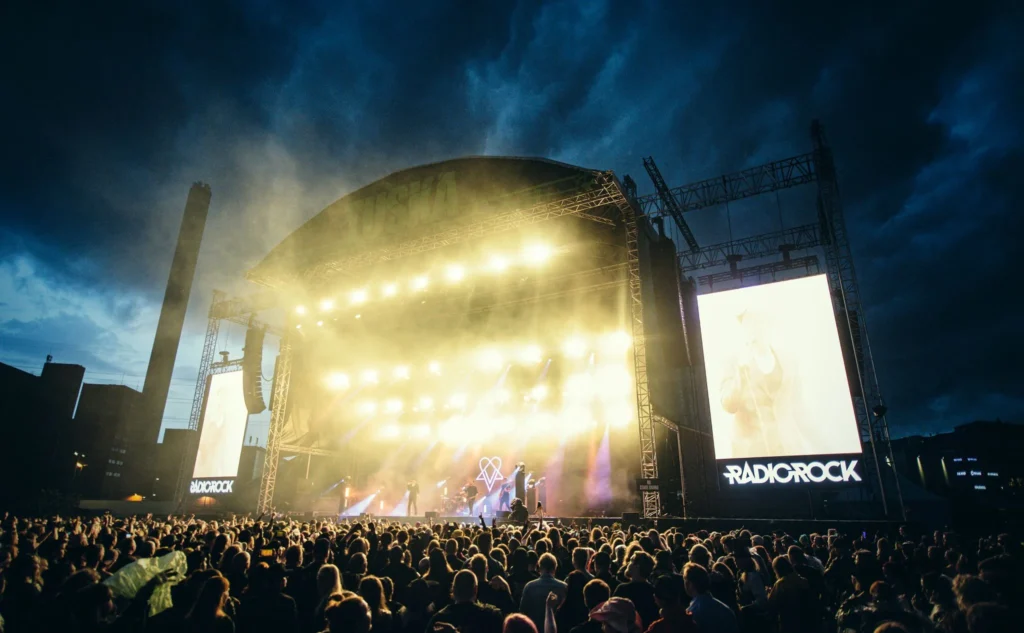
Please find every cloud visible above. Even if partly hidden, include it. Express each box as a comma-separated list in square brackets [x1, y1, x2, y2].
[1, 0, 1021, 439]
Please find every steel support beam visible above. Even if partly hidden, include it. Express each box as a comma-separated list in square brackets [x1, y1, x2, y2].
[679, 223, 822, 273]
[636, 152, 817, 216]
[174, 290, 223, 506]
[696, 255, 820, 288]
[257, 337, 293, 514]
[643, 157, 699, 251]
[607, 182, 660, 518]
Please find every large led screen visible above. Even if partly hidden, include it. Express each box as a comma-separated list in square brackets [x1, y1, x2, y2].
[697, 274, 862, 460]
[192, 371, 249, 479]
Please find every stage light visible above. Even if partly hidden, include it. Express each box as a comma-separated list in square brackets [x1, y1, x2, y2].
[412, 276, 429, 291]
[428, 361, 442, 375]
[479, 349, 504, 371]
[530, 385, 549, 401]
[602, 330, 632, 354]
[361, 369, 379, 385]
[382, 283, 398, 298]
[357, 401, 377, 416]
[379, 424, 400, 438]
[448, 393, 468, 409]
[393, 365, 410, 380]
[410, 424, 430, 438]
[316, 320, 324, 327]
[379, 499, 385, 511]
[522, 243, 553, 265]
[417, 396, 434, 410]
[295, 305, 307, 315]
[350, 289, 369, 305]
[320, 298, 335, 311]
[563, 336, 587, 359]
[295, 324, 302, 330]
[384, 398, 403, 414]
[445, 264, 465, 283]
[355, 314, 362, 319]
[495, 388, 511, 404]
[519, 345, 543, 364]
[325, 373, 350, 390]
[487, 255, 509, 273]
[344, 487, 350, 498]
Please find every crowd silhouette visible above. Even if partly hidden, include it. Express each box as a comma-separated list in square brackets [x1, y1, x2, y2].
[0, 512, 1018, 633]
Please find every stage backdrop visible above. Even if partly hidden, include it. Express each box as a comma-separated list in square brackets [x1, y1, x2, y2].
[193, 371, 249, 479]
[696, 274, 862, 461]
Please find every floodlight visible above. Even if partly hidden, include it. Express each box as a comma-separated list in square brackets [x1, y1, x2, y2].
[417, 396, 434, 410]
[410, 424, 431, 438]
[563, 336, 587, 359]
[357, 401, 377, 416]
[361, 369, 379, 385]
[487, 255, 509, 273]
[295, 324, 302, 330]
[602, 330, 632, 353]
[495, 388, 511, 404]
[445, 265, 465, 283]
[295, 305, 307, 315]
[325, 373, 350, 390]
[316, 320, 323, 327]
[320, 298, 335, 311]
[412, 276, 429, 291]
[393, 365, 410, 380]
[350, 289, 368, 305]
[479, 349, 504, 371]
[519, 345, 543, 364]
[382, 283, 398, 298]
[522, 243, 553, 265]
[427, 361, 442, 375]
[385, 398, 403, 414]
[449, 393, 468, 409]
[530, 385, 549, 401]
[379, 424, 400, 438]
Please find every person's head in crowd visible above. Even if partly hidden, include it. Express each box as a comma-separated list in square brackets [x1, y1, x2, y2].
[10, 553, 42, 586]
[584, 578, 611, 610]
[314, 537, 332, 563]
[326, 595, 372, 633]
[712, 561, 734, 583]
[966, 602, 1013, 633]
[573, 547, 592, 572]
[688, 544, 711, 569]
[469, 553, 489, 584]
[773, 555, 795, 579]
[346, 552, 368, 575]
[504, 613, 539, 633]
[869, 581, 899, 607]
[654, 574, 685, 610]
[72, 581, 115, 625]
[627, 551, 655, 582]
[284, 544, 303, 569]
[682, 563, 710, 598]
[654, 550, 673, 572]
[953, 575, 996, 613]
[427, 548, 453, 579]
[318, 564, 342, 598]
[593, 551, 612, 575]
[538, 552, 558, 577]
[451, 569, 478, 604]
[358, 575, 390, 616]
[187, 575, 230, 623]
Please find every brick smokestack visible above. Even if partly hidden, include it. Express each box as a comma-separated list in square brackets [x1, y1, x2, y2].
[140, 182, 211, 445]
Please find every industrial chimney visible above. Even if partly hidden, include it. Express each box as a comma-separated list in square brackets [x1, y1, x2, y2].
[140, 182, 212, 446]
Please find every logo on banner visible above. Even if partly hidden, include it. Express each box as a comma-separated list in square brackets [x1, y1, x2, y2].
[190, 479, 235, 494]
[476, 457, 505, 492]
[723, 460, 861, 485]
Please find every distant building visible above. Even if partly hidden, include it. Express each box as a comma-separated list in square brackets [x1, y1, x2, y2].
[72, 383, 144, 499]
[891, 420, 1024, 525]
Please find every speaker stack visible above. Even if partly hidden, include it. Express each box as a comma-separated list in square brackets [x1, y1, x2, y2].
[243, 321, 268, 414]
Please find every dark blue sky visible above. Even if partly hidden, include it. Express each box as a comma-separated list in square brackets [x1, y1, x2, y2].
[1, 0, 1021, 440]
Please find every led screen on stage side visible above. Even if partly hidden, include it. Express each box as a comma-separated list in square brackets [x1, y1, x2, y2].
[697, 274, 862, 461]
[192, 371, 249, 479]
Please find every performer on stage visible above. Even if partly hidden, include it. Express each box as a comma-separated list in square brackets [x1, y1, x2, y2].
[514, 462, 527, 503]
[498, 481, 513, 511]
[407, 480, 420, 516]
[463, 481, 478, 515]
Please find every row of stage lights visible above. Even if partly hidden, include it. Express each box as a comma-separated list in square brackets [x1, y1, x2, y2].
[320, 331, 633, 393]
[294, 243, 558, 327]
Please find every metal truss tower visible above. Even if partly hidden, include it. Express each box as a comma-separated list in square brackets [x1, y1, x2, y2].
[257, 336, 292, 514]
[636, 123, 904, 519]
[812, 121, 904, 518]
[642, 157, 699, 252]
[174, 290, 223, 506]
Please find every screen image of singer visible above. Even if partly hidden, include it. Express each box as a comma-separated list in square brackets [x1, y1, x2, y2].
[696, 274, 862, 461]
[192, 371, 249, 479]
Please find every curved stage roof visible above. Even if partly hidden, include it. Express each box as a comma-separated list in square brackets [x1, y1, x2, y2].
[248, 156, 604, 287]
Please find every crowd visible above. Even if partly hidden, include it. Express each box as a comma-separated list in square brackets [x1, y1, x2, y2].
[0, 511, 1019, 633]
